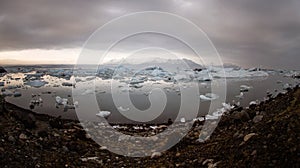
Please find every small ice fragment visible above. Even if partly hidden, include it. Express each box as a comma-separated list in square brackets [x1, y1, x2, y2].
[235, 92, 244, 99]
[180, 117, 186, 123]
[73, 101, 79, 108]
[96, 111, 111, 119]
[13, 92, 22, 97]
[240, 85, 252, 92]
[62, 82, 74, 87]
[55, 96, 68, 105]
[205, 115, 219, 120]
[249, 101, 257, 106]
[118, 106, 129, 112]
[200, 93, 219, 101]
[283, 83, 291, 90]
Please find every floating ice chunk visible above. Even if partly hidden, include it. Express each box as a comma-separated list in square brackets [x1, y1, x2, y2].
[118, 106, 129, 112]
[55, 96, 68, 105]
[180, 117, 186, 123]
[249, 101, 257, 106]
[13, 92, 22, 97]
[62, 82, 74, 87]
[283, 83, 291, 90]
[1, 90, 13, 96]
[96, 111, 111, 119]
[240, 85, 252, 92]
[235, 92, 244, 99]
[38, 97, 43, 103]
[205, 115, 219, 120]
[81, 89, 94, 95]
[150, 126, 158, 130]
[200, 93, 219, 101]
[193, 117, 205, 122]
[121, 87, 131, 92]
[129, 78, 144, 85]
[74, 101, 79, 107]
[222, 102, 234, 111]
[25, 80, 48, 88]
[130, 83, 143, 88]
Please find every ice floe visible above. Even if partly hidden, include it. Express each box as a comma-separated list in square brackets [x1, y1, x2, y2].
[55, 96, 68, 106]
[240, 85, 252, 92]
[96, 111, 111, 119]
[200, 93, 219, 101]
[25, 80, 48, 88]
[118, 106, 130, 112]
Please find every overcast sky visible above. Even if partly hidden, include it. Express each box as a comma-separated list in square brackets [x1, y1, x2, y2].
[0, 0, 299, 69]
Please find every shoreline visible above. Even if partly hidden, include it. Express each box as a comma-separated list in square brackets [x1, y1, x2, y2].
[0, 86, 299, 167]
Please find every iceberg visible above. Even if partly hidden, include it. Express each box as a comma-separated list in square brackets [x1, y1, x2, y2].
[25, 80, 48, 88]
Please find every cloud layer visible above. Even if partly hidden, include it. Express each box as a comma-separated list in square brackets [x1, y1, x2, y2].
[0, 0, 299, 69]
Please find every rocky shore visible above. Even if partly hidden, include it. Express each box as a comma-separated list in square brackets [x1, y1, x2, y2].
[0, 87, 299, 167]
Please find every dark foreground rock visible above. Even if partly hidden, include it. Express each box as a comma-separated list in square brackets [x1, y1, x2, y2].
[0, 87, 299, 167]
[0, 66, 7, 73]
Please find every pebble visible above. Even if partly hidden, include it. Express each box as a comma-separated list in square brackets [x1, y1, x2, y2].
[244, 133, 257, 142]
[232, 110, 250, 122]
[151, 152, 162, 158]
[251, 150, 257, 156]
[100, 146, 108, 150]
[8, 135, 16, 142]
[19, 133, 27, 140]
[62, 146, 69, 152]
[253, 115, 264, 123]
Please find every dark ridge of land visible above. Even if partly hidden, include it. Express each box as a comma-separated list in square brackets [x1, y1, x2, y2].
[0, 87, 299, 167]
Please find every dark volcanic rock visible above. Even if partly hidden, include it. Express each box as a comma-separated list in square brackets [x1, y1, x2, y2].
[49, 116, 63, 129]
[0, 66, 7, 73]
[10, 110, 36, 128]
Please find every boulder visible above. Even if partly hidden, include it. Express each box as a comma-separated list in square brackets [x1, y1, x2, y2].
[0, 67, 7, 73]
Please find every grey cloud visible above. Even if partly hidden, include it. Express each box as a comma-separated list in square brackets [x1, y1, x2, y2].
[0, 0, 299, 69]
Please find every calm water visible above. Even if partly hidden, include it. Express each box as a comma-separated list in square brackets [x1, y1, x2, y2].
[2, 71, 299, 124]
